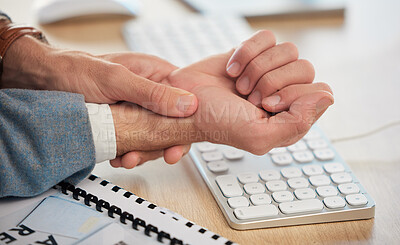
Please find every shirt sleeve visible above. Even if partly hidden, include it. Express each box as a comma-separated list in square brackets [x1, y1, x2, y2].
[85, 103, 117, 163]
[0, 89, 96, 197]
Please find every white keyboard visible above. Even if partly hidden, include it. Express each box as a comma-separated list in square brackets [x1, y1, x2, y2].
[123, 15, 252, 67]
[122, 15, 375, 230]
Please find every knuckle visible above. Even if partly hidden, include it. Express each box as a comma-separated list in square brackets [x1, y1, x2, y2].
[249, 57, 265, 74]
[278, 87, 296, 101]
[282, 42, 299, 60]
[297, 59, 315, 83]
[238, 41, 255, 59]
[149, 84, 168, 105]
[261, 72, 279, 92]
[255, 30, 276, 44]
[240, 30, 276, 60]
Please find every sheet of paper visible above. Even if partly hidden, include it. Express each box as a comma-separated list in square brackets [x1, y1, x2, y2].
[20, 195, 111, 239]
[78, 223, 158, 245]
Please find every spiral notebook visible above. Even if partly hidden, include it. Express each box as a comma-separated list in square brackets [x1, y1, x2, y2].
[0, 175, 235, 245]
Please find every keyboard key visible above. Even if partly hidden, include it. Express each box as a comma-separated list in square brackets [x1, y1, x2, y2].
[272, 191, 294, 203]
[250, 194, 272, 206]
[223, 148, 244, 160]
[331, 172, 352, 184]
[309, 175, 331, 187]
[287, 140, 307, 152]
[314, 149, 335, 161]
[302, 165, 324, 176]
[287, 177, 309, 189]
[244, 183, 265, 195]
[324, 162, 345, 174]
[202, 151, 223, 162]
[269, 147, 287, 154]
[271, 153, 293, 166]
[259, 170, 281, 181]
[237, 172, 259, 184]
[338, 183, 360, 195]
[265, 180, 287, 192]
[197, 142, 216, 152]
[307, 139, 328, 150]
[346, 194, 368, 206]
[216, 175, 243, 197]
[324, 196, 346, 209]
[207, 161, 229, 173]
[228, 196, 249, 209]
[234, 205, 279, 220]
[279, 199, 323, 214]
[281, 167, 302, 179]
[292, 151, 314, 163]
[303, 130, 321, 140]
[294, 188, 316, 200]
[316, 186, 338, 197]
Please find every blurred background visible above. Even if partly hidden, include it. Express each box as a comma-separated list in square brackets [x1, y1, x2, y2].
[1, 0, 399, 243]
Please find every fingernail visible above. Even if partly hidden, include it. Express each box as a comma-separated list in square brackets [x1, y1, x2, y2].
[316, 97, 333, 115]
[227, 61, 241, 75]
[248, 90, 262, 107]
[263, 95, 281, 107]
[237, 76, 250, 93]
[176, 94, 195, 113]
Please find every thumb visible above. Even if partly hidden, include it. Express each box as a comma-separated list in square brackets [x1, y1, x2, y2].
[119, 72, 198, 117]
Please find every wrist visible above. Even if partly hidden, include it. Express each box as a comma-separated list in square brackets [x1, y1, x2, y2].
[111, 103, 201, 156]
[1, 35, 55, 89]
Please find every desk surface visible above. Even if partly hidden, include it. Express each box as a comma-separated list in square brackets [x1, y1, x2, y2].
[2, 0, 400, 244]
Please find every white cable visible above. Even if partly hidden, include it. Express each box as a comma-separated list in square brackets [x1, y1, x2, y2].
[330, 120, 400, 143]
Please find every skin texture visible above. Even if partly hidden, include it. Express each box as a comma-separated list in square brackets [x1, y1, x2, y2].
[1, 30, 334, 169]
[110, 50, 333, 166]
[1, 36, 193, 166]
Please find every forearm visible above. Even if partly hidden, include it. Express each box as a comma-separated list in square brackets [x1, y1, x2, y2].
[0, 89, 96, 197]
[0, 19, 102, 97]
[1, 35, 55, 89]
[111, 103, 202, 156]
[0, 15, 55, 90]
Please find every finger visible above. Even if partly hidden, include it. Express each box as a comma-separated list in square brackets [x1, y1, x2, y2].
[236, 42, 299, 95]
[163, 144, 192, 164]
[113, 65, 198, 117]
[262, 83, 333, 112]
[226, 30, 276, 77]
[100, 52, 178, 81]
[247, 59, 315, 107]
[110, 157, 122, 168]
[119, 150, 164, 169]
[266, 91, 334, 149]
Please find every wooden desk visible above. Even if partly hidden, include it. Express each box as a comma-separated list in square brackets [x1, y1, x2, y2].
[3, 0, 400, 243]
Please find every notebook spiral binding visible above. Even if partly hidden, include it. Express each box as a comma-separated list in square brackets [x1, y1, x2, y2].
[54, 175, 234, 245]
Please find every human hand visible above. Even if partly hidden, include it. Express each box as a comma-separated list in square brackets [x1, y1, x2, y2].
[2, 37, 195, 167]
[110, 54, 332, 160]
[99, 52, 193, 168]
[108, 31, 333, 163]
[2, 36, 197, 117]
[163, 42, 333, 154]
[226, 30, 322, 112]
